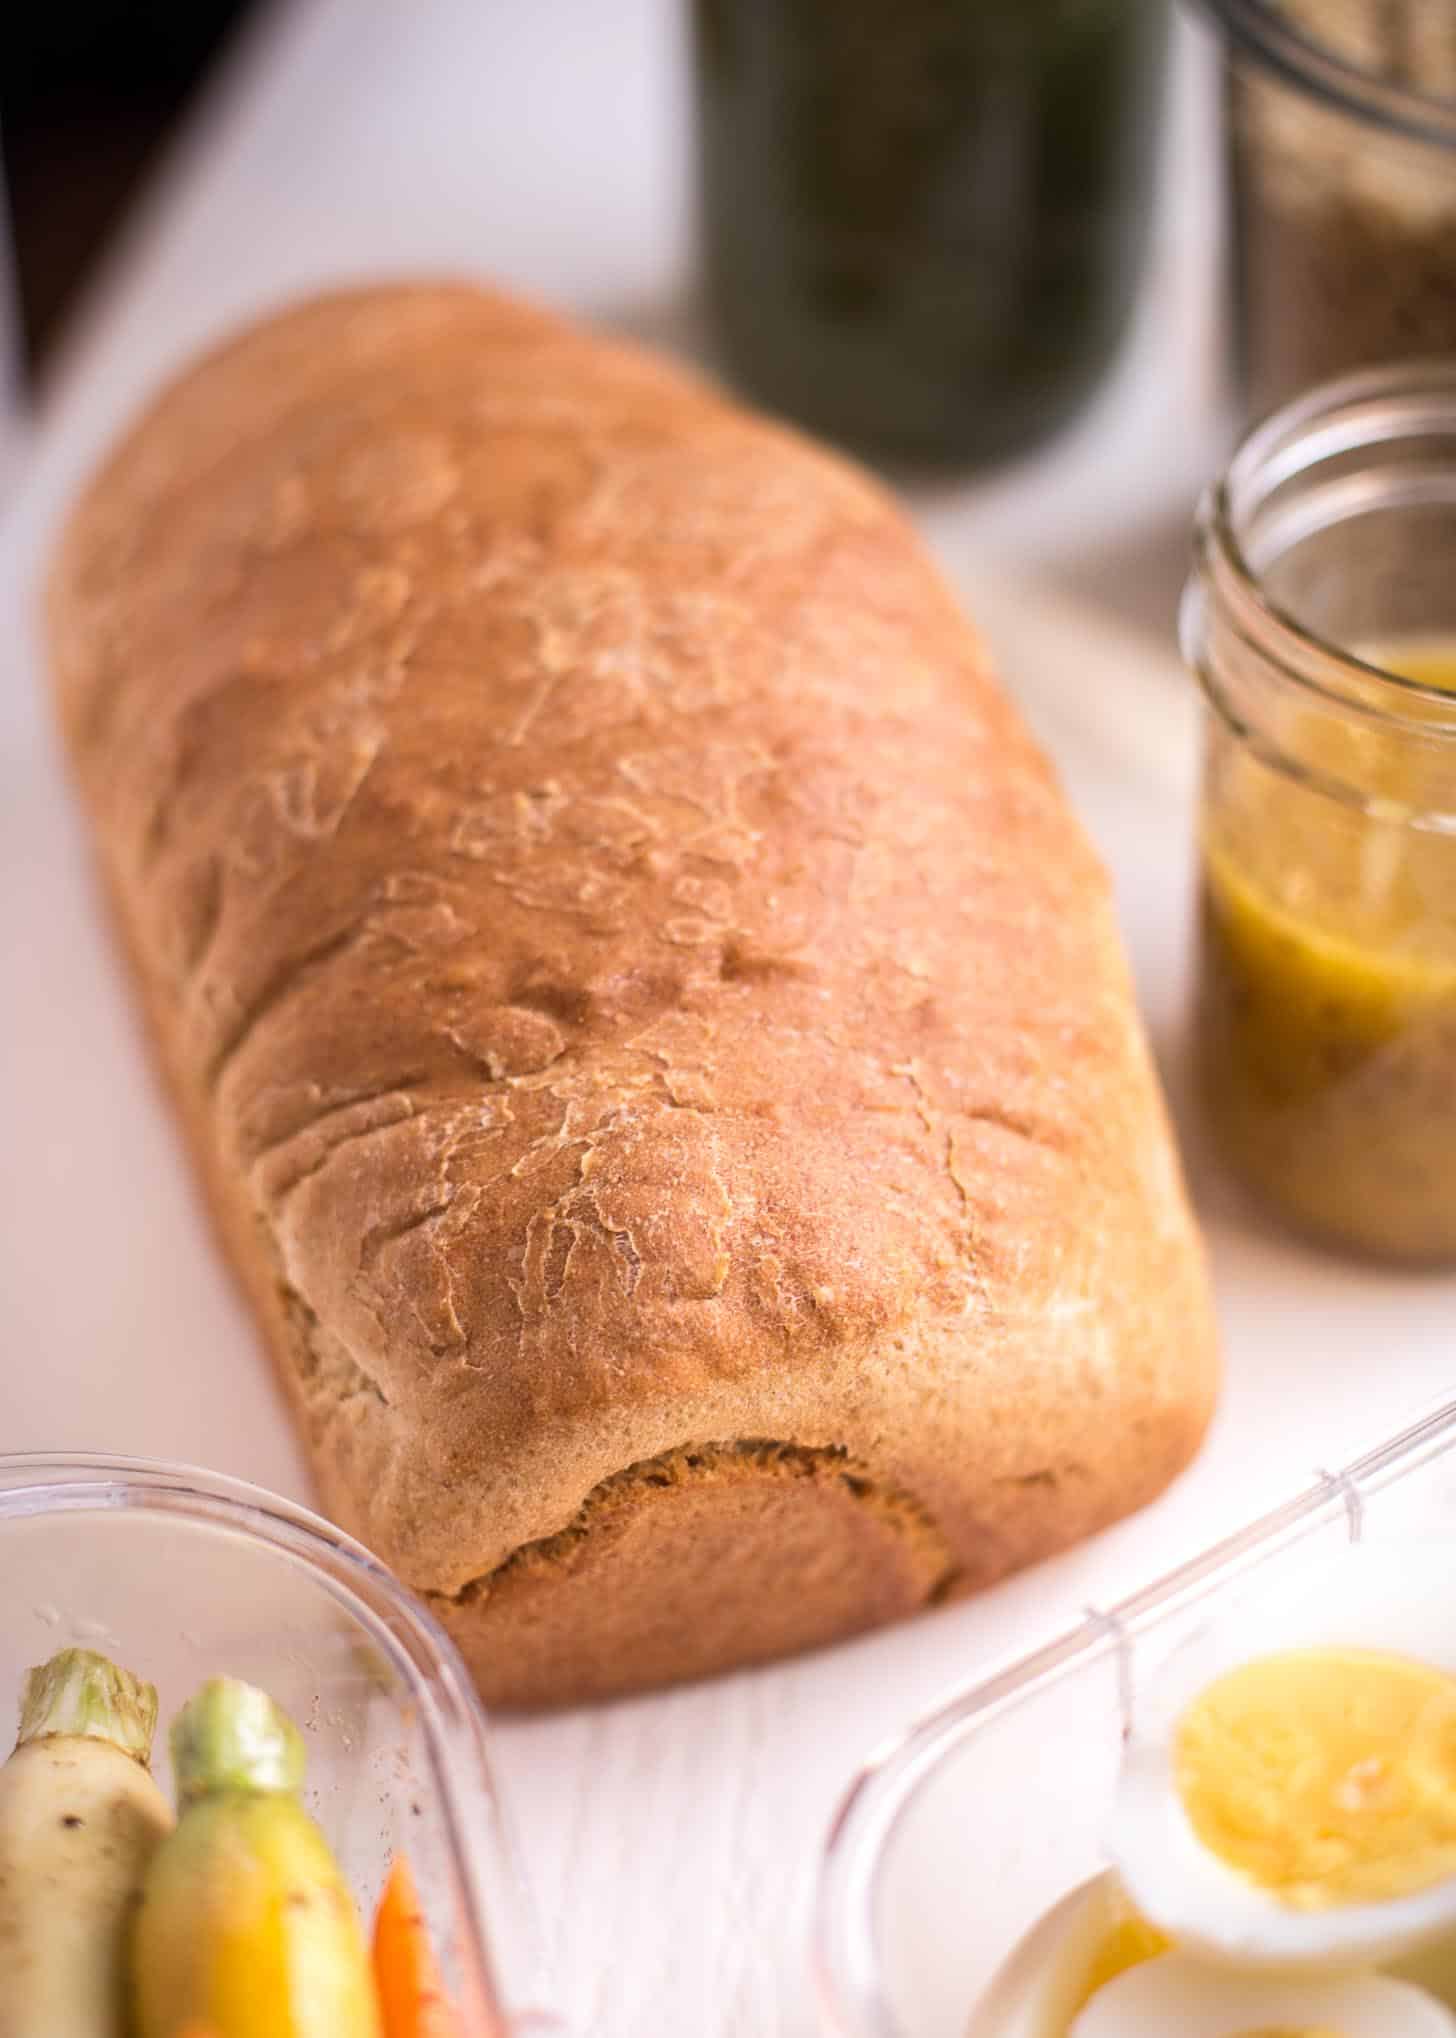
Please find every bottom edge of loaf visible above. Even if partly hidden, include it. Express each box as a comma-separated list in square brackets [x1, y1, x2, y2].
[427, 1438, 965, 1709]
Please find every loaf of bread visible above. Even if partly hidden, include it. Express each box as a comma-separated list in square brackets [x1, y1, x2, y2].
[48, 286, 1216, 1706]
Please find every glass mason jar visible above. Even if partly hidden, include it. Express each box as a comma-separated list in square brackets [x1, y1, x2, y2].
[1183, 362, 1456, 1263]
[690, 0, 1171, 467]
[1210, 0, 1456, 422]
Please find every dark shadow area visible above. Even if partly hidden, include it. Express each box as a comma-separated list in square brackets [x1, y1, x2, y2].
[2, 1, 259, 378]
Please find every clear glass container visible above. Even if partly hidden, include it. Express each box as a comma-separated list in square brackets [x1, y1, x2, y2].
[1182, 360, 1456, 1261]
[1210, 0, 1456, 420]
[0, 1453, 567, 2038]
[814, 1390, 1456, 2037]
[691, 0, 1171, 467]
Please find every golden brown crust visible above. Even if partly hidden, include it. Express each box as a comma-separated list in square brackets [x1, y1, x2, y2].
[47, 283, 1217, 1705]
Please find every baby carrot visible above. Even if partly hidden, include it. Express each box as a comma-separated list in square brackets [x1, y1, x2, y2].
[373, 1855, 465, 2038]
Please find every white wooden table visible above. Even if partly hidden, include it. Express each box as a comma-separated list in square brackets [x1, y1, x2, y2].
[3, 5, 1455, 2033]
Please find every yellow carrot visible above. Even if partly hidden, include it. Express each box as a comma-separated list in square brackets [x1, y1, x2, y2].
[130, 1678, 381, 2038]
[373, 1855, 466, 2038]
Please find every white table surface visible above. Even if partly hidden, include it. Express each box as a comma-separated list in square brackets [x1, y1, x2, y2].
[3, 4, 1455, 2034]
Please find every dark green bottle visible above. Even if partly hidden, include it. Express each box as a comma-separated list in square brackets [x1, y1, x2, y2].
[692, 0, 1170, 467]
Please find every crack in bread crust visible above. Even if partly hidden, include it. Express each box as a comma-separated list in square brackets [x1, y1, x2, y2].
[440, 1437, 963, 1604]
[427, 1437, 967, 1706]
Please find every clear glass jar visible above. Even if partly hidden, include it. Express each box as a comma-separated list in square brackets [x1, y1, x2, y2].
[691, 0, 1171, 467]
[0, 1453, 568, 2037]
[1182, 361, 1456, 1262]
[1210, 0, 1456, 420]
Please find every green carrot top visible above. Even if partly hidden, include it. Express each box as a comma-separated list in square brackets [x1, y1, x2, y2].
[16, 1646, 159, 1764]
[171, 1676, 306, 1803]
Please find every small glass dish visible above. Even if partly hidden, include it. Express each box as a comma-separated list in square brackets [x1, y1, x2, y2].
[813, 1391, 1456, 2037]
[0, 1453, 567, 2037]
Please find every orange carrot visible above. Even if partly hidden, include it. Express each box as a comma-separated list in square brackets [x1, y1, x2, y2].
[373, 1855, 465, 2038]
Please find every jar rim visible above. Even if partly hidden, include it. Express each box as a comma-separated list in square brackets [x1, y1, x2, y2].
[1202, 0, 1456, 151]
[1195, 359, 1456, 745]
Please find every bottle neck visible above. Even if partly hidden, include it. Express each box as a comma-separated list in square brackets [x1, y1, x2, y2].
[1183, 363, 1456, 829]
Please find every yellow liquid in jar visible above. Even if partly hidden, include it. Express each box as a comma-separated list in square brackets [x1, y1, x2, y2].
[1197, 637, 1456, 1259]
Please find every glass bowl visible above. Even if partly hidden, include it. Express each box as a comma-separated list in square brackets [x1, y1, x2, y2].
[813, 1391, 1456, 2037]
[0, 1452, 567, 2037]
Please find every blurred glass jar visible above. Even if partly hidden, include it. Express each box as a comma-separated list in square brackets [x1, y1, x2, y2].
[1212, 0, 1456, 421]
[1183, 363, 1456, 1262]
[690, 0, 1171, 467]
